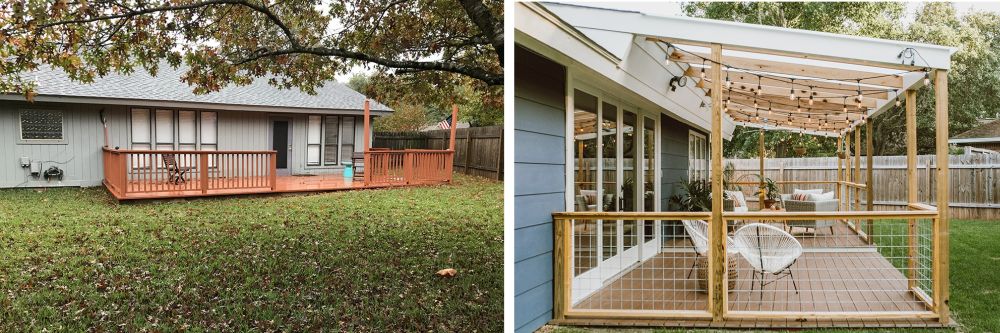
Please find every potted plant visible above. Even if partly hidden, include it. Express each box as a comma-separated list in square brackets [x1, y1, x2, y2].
[668, 178, 712, 212]
[837, 145, 849, 159]
[793, 144, 807, 156]
[754, 177, 781, 209]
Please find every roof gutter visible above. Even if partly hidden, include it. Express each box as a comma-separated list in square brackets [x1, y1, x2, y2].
[0, 94, 393, 115]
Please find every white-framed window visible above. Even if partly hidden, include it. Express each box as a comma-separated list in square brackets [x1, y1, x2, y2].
[154, 109, 174, 151]
[307, 115, 322, 165]
[18, 109, 65, 144]
[688, 130, 708, 182]
[306, 115, 360, 166]
[131, 109, 217, 149]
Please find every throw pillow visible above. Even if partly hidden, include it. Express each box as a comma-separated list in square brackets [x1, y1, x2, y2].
[792, 188, 824, 195]
[725, 190, 746, 207]
[791, 193, 811, 201]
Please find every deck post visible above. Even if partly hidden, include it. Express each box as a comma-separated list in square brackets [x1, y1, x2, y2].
[363, 100, 371, 185]
[708, 43, 726, 321]
[906, 89, 918, 289]
[854, 127, 861, 213]
[552, 217, 570, 320]
[269, 152, 277, 190]
[933, 69, 950, 323]
[199, 153, 209, 194]
[865, 121, 874, 243]
[448, 104, 458, 180]
[758, 129, 765, 207]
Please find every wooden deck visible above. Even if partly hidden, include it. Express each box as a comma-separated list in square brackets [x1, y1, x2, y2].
[106, 173, 440, 200]
[566, 250, 949, 328]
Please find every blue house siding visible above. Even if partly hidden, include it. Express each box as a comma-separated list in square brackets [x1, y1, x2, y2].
[514, 45, 565, 333]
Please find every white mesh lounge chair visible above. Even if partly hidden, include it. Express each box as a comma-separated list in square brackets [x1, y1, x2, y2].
[681, 220, 742, 279]
[733, 223, 803, 298]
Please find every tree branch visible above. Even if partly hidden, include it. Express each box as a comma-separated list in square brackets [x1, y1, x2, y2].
[455, 0, 503, 64]
[236, 47, 502, 85]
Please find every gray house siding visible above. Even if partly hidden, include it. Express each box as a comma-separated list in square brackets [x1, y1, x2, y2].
[0, 101, 110, 188]
[0, 100, 367, 189]
[514, 45, 566, 333]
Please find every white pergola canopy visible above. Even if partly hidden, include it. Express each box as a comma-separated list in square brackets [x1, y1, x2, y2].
[543, 2, 956, 137]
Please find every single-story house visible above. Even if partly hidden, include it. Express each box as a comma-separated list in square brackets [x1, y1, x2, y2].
[949, 118, 1000, 153]
[1, 63, 391, 189]
[515, 2, 953, 332]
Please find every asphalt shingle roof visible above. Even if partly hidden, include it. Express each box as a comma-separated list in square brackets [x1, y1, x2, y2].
[25, 64, 392, 112]
[953, 119, 1000, 140]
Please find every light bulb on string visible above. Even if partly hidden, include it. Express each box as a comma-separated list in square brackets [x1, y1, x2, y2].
[923, 70, 930, 85]
[756, 76, 762, 96]
[856, 80, 863, 102]
[725, 70, 731, 89]
[789, 79, 796, 100]
[700, 60, 706, 80]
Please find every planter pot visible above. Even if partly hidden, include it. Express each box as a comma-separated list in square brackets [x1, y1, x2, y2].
[837, 151, 847, 159]
[763, 199, 778, 209]
[696, 254, 738, 293]
[793, 146, 807, 156]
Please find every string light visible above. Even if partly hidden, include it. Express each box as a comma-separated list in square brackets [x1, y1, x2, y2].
[856, 79, 864, 102]
[700, 59, 706, 80]
[725, 70, 732, 89]
[756, 76, 763, 96]
[923, 70, 930, 85]
[789, 79, 796, 100]
[808, 88, 815, 105]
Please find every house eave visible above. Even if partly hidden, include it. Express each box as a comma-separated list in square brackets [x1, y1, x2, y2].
[0, 94, 393, 116]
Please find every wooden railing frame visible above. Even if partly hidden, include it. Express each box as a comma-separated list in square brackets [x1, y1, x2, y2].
[551, 208, 941, 323]
[102, 147, 276, 198]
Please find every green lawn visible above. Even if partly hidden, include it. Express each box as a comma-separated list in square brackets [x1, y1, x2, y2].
[549, 219, 1000, 333]
[0, 174, 502, 332]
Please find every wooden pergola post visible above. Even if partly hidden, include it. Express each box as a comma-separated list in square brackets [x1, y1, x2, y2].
[932, 69, 950, 323]
[905, 89, 918, 290]
[448, 104, 459, 179]
[708, 43, 726, 320]
[837, 136, 843, 208]
[866, 121, 874, 243]
[758, 129, 765, 206]
[854, 127, 861, 214]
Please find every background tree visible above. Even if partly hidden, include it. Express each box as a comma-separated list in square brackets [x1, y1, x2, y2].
[684, 2, 1000, 156]
[0, 0, 502, 101]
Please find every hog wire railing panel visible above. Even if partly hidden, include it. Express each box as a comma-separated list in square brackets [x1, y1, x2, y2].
[364, 149, 454, 186]
[553, 209, 941, 322]
[723, 211, 936, 315]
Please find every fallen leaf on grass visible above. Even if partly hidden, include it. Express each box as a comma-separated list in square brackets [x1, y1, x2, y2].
[436, 268, 457, 278]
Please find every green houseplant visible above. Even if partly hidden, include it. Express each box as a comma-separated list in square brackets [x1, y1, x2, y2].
[669, 179, 712, 212]
[754, 177, 781, 209]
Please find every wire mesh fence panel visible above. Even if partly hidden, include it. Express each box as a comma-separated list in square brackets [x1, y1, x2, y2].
[568, 218, 709, 312]
[725, 217, 935, 313]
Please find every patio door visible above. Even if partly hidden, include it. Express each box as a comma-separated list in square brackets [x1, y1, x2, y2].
[570, 86, 660, 304]
[270, 118, 292, 176]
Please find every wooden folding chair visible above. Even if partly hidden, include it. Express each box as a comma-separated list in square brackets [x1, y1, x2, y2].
[162, 153, 193, 185]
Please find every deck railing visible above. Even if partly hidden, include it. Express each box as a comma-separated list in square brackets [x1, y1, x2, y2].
[102, 148, 276, 198]
[364, 149, 454, 186]
[551, 205, 943, 324]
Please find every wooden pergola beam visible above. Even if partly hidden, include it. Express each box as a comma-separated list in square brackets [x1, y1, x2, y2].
[689, 68, 892, 100]
[724, 91, 876, 112]
[720, 82, 884, 109]
[672, 51, 904, 88]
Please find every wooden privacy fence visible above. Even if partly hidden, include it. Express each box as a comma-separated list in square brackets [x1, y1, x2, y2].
[374, 126, 503, 180]
[726, 153, 1000, 219]
[102, 148, 276, 198]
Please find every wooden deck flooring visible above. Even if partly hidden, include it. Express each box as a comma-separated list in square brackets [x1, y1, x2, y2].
[567, 249, 949, 327]
[108, 174, 434, 200]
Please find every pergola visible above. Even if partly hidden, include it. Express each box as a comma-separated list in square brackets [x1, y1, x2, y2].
[549, 9, 955, 327]
[659, 24, 953, 321]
